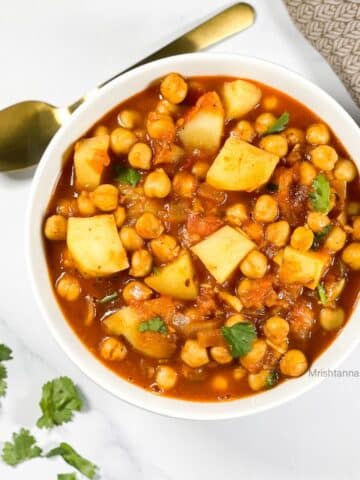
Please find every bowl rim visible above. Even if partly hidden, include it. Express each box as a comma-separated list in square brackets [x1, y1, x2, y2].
[26, 52, 360, 420]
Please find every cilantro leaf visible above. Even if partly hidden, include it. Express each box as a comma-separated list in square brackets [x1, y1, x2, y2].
[37, 377, 83, 429]
[266, 370, 279, 389]
[221, 323, 257, 358]
[58, 474, 77, 480]
[317, 283, 327, 305]
[263, 112, 290, 135]
[312, 224, 333, 250]
[0, 344, 12, 361]
[0, 363, 7, 397]
[114, 165, 141, 186]
[2, 428, 42, 466]
[309, 173, 331, 213]
[47, 443, 98, 479]
[98, 292, 118, 304]
[138, 317, 168, 334]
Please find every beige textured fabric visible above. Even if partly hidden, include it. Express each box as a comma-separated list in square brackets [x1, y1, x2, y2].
[284, 0, 360, 107]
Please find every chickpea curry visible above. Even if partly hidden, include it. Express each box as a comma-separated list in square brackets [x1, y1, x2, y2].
[44, 73, 360, 401]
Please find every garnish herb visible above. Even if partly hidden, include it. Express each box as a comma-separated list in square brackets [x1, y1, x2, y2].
[47, 443, 98, 480]
[317, 283, 327, 305]
[37, 377, 83, 429]
[2, 428, 42, 466]
[266, 183, 279, 193]
[58, 474, 77, 480]
[263, 112, 290, 135]
[0, 343, 12, 397]
[309, 173, 331, 213]
[312, 224, 333, 250]
[114, 165, 141, 186]
[138, 317, 168, 334]
[0, 344, 13, 361]
[266, 370, 279, 389]
[221, 323, 257, 358]
[98, 292, 118, 304]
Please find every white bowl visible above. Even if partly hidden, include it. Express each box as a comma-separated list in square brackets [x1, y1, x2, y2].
[27, 53, 360, 420]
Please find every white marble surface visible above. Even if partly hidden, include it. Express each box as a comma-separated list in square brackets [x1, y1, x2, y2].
[0, 0, 359, 479]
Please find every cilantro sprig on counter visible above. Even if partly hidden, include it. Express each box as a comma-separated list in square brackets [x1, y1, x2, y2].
[58, 474, 77, 480]
[2, 428, 42, 466]
[263, 112, 290, 135]
[47, 443, 98, 479]
[0, 343, 12, 397]
[309, 173, 331, 213]
[221, 323, 257, 358]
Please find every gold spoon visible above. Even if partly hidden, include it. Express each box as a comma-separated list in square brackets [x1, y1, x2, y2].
[0, 3, 255, 172]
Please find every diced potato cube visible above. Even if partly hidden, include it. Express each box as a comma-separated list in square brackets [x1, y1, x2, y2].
[206, 137, 279, 192]
[144, 250, 198, 300]
[103, 306, 176, 359]
[222, 79, 262, 120]
[67, 214, 129, 277]
[74, 135, 110, 191]
[279, 246, 329, 289]
[178, 92, 224, 153]
[191, 226, 255, 283]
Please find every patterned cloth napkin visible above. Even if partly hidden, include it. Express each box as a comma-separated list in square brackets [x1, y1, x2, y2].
[284, 0, 360, 107]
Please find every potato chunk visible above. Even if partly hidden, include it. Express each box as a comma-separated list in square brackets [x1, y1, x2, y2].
[144, 250, 198, 300]
[102, 306, 176, 359]
[67, 215, 129, 277]
[178, 91, 224, 153]
[279, 246, 329, 289]
[191, 226, 255, 283]
[222, 79, 262, 120]
[206, 137, 279, 192]
[74, 135, 110, 191]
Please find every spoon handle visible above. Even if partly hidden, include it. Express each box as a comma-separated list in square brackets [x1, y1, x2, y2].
[69, 3, 255, 111]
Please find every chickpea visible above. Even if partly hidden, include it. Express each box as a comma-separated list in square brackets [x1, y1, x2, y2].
[110, 127, 137, 155]
[248, 370, 269, 392]
[254, 195, 278, 223]
[233, 366, 247, 381]
[211, 374, 229, 391]
[323, 226, 346, 252]
[342, 242, 360, 270]
[307, 212, 330, 233]
[90, 184, 118, 212]
[320, 307, 344, 331]
[265, 220, 290, 247]
[144, 168, 171, 198]
[114, 206, 126, 228]
[156, 99, 179, 115]
[99, 337, 127, 361]
[255, 112, 277, 135]
[172, 172, 197, 198]
[129, 249, 153, 277]
[280, 349, 308, 377]
[77, 191, 96, 216]
[264, 316, 289, 344]
[210, 346, 232, 364]
[226, 203, 248, 226]
[281, 127, 305, 147]
[56, 274, 81, 301]
[150, 234, 180, 263]
[290, 226, 314, 251]
[160, 73, 188, 104]
[146, 112, 175, 142]
[122, 281, 153, 304]
[181, 339, 209, 368]
[119, 226, 144, 251]
[310, 145, 338, 171]
[262, 95, 279, 111]
[259, 134, 288, 157]
[128, 142, 152, 170]
[155, 365, 178, 391]
[135, 212, 164, 239]
[352, 217, 360, 241]
[233, 120, 256, 142]
[117, 109, 141, 129]
[240, 250, 268, 279]
[240, 339, 267, 373]
[225, 314, 245, 327]
[56, 198, 78, 217]
[348, 202, 360, 216]
[306, 123, 330, 145]
[299, 161, 317, 186]
[334, 159, 357, 182]
[191, 160, 209, 179]
[93, 125, 109, 136]
[44, 215, 67, 241]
